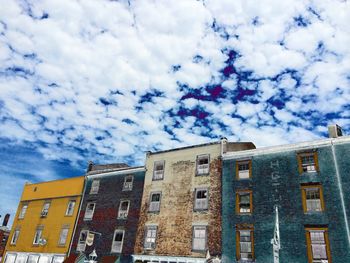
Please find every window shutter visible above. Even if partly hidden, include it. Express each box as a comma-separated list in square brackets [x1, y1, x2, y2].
[297, 155, 303, 174]
[236, 230, 240, 260]
[314, 152, 319, 172]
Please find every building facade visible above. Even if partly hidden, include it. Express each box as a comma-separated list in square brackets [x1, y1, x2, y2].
[2, 176, 85, 263]
[68, 163, 145, 263]
[133, 140, 255, 263]
[222, 134, 350, 263]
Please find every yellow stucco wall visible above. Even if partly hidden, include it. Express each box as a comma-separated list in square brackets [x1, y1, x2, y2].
[3, 176, 85, 259]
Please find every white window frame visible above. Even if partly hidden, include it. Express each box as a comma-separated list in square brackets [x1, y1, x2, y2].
[153, 160, 165, 180]
[84, 202, 96, 220]
[149, 192, 161, 212]
[111, 229, 125, 253]
[33, 228, 43, 245]
[196, 154, 210, 175]
[52, 256, 65, 263]
[90, 180, 100, 194]
[238, 229, 253, 260]
[65, 200, 76, 216]
[41, 202, 50, 217]
[123, 175, 134, 191]
[4, 253, 17, 263]
[77, 230, 88, 252]
[118, 200, 130, 219]
[144, 225, 157, 250]
[18, 204, 28, 219]
[10, 229, 20, 245]
[192, 226, 207, 251]
[237, 161, 250, 179]
[194, 188, 208, 211]
[27, 254, 40, 263]
[58, 227, 69, 246]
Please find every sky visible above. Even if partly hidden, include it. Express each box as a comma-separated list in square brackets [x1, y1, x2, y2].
[0, 0, 349, 226]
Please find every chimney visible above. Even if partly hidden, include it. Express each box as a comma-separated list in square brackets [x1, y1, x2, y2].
[87, 161, 94, 172]
[328, 124, 343, 138]
[2, 214, 10, 227]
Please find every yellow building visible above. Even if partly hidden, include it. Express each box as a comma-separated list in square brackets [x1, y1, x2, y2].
[2, 176, 85, 263]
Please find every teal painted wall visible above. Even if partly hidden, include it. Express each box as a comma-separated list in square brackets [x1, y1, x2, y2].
[222, 142, 350, 263]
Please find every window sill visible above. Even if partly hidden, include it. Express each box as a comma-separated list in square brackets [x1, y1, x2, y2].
[192, 249, 207, 253]
[122, 189, 132, 192]
[195, 173, 210, 177]
[117, 217, 128, 220]
[193, 209, 208, 212]
[32, 244, 40, 247]
[148, 211, 160, 214]
[152, 178, 164, 181]
[57, 244, 66, 247]
[84, 218, 93, 221]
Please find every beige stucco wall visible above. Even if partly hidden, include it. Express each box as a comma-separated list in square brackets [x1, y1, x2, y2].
[134, 142, 222, 258]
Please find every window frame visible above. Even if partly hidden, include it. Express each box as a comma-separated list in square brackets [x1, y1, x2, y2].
[236, 190, 253, 215]
[297, 152, 319, 174]
[196, 154, 210, 176]
[236, 224, 254, 261]
[77, 230, 88, 252]
[194, 187, 209, 211]
[18, 203, 28, 219]
[305, 227, 332, 263]
[58, 226, 69, 246]
[65, 200, 76, 216]
[10, 229, 20, 245]
[192, 225, 207, 252]
[90, 180, 100, 194]
[33, 227, 43, 245]
[144, 225, 158, 250]
[118, 200, 130, 219]
[84, 202, 96, 220]
[149, 192, 162, 213]
[40, 201, 51, 218]
[123, 175, 134, 191]
[236, 160, 252, 180]
[301, 184, 325, 213]
[153, 160, 165, 181]
[111, 229, 125, 253]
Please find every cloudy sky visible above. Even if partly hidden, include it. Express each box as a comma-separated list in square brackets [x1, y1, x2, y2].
[0, 0, 349, 225]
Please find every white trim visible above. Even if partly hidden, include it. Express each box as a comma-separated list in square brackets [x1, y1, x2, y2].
[87, 167, 145, 179]
[118, 200, 130, 219]
[111, 229, 125, 253]
[84, 202, 96, 220]
[132, 254, 206, 263]
[222, 136, 350, 160]
[4, 252, 66, 263]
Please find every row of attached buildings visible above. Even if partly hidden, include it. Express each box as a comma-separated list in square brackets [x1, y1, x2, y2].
[2, 125, 350, 263]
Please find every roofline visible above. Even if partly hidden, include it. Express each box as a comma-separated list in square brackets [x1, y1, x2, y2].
[147, 140, 223, 155]
[87, 166, 145, 179]
[24, 175, 85, 186]
[222, 135, 350, 160]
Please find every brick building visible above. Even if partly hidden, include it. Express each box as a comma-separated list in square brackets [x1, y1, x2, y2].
[68, 163, 145, 263]
[133, 140, 255, 263]
[222, 127, 350, 263]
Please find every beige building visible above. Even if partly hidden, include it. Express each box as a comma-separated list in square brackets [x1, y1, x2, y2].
[133, 139, 255, 263]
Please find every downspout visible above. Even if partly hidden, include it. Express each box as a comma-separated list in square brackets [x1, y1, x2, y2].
[67, 174, 88, 257]
[330, 140, 350, 248]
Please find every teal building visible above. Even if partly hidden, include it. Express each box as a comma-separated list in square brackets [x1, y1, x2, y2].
[222, 129, 350, 263]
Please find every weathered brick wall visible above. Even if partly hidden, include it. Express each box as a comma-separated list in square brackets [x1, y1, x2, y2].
[222, 143, 350, 263]
[134, 145, 222, 258]
[70, 171, 145, 263]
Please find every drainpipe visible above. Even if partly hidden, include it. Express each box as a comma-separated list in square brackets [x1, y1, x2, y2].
[67, 174, 88, 257]
[330, 139, 350, 249]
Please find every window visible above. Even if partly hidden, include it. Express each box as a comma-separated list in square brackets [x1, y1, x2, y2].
[41, 202, 50, 217]
[118, 200, 130, 219]
[301, 185, 324, 212]
[236, 160, 251, 180]
[90, 180, 100, 194]
[10, 229, 20, 245]
[236, 225, 254, 261]
[123, 175, 133, 191]
[33, 227, 43, 245]
[192, 226, 207, 251]
[196, 154, 210, 175]
[84, 202, 96, 220]
[27, 255, 40, 263]
[305, 228, 331, 263]
[144, 226, 157, 250]
[38, 256, 50, 263]
[111, 230, 124, 253]
[4, 253, 16, 263]
[149, 192, 161, 212]
[18, 204, 28, 219]
[298, 152, 319, 173]
[236, 190, 253, 214]
[194, 188, 208, 211]
[153, 161, 165, 180]
[65, 200, 76, 216]
[52, 256, 65, 263]
[58, 226, 69, 246]
[77, 230, 88, 251]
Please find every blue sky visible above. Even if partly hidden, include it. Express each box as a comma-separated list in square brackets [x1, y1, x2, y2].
[0, 0, 349, 226]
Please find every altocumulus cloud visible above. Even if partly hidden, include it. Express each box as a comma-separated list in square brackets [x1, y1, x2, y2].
[0, 0, 349, 220]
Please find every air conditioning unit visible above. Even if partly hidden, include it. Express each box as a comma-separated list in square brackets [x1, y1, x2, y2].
[328, 124, 343, 138]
